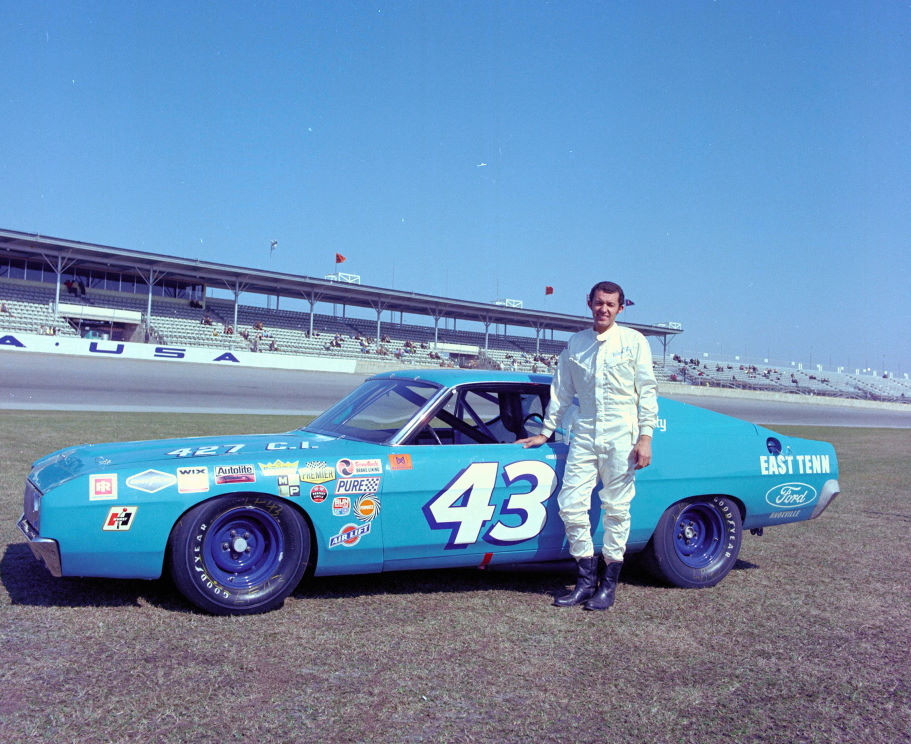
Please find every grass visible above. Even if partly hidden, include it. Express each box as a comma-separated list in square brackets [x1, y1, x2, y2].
[1, 414, 909, 744]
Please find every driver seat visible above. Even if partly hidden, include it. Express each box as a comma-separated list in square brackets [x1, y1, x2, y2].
[499, 393, 527, 441]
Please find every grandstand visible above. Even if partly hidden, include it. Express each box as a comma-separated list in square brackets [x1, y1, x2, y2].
[1, 227, 907, 404]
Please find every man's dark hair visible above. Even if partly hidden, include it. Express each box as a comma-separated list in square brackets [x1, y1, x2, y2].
[588, 281, 625, 306]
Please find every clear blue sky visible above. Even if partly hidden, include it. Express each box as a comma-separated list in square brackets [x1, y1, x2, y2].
[1, 1, 909, 374]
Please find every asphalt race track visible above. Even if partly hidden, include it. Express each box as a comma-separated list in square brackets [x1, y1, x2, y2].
[2, 351, 910, 427]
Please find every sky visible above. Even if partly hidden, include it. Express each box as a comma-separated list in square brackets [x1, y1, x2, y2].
[1, 1, 909, 375]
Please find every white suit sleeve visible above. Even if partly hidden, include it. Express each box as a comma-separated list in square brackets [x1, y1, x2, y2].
[635, 337, 659, 437]
[541, 348, 575, 439]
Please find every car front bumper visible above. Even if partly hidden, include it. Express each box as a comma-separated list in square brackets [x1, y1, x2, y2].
[17, 514, 62, 577]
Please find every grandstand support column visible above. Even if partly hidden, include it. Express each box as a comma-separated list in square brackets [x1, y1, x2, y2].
[38, 252, 77, 320]
[301, 290, 324, 337]
[220, 277, 252, 330]
[134, 265, 165, 337]
[369, 300, 389, 341]
[483, 321, 490, 352]
[429, 307, 446, 345]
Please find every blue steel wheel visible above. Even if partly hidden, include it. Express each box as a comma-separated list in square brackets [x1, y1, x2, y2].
[640, 496, 742, 589]
[169, 494, 310, 615]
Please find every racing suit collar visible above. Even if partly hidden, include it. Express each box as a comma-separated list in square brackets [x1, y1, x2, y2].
[595, 325, 617, 343]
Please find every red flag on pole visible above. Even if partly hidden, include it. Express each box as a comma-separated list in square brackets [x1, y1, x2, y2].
[545, 286, 554, 295]
[335, 253, 346, 264]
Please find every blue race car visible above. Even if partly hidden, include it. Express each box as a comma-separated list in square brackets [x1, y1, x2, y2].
[18, 369, 840, 614]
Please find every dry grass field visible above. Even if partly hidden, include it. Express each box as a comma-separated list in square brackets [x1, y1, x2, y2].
[1, 413, 909, 744]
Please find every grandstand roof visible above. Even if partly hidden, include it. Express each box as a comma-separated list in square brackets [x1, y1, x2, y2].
[0, 227, 682, 341]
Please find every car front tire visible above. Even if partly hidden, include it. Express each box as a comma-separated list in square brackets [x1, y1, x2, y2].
[641, 496, 742, 589]
[169, 494, 310, 615]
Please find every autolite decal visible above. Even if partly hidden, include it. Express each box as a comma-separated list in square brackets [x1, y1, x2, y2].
[214, 465, 256, 484]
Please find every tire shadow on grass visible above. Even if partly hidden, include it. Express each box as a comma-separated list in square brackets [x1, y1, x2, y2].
[3, 541, 761, 614]
[291, 556, 760, 602]
[1, 542, 189, 612]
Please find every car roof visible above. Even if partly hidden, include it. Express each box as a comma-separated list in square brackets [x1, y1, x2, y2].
[369, 367, 554, 388]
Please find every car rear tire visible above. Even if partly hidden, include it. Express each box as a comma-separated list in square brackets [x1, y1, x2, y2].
[169, 494, 310, 615]
[640, 496, 742, 589]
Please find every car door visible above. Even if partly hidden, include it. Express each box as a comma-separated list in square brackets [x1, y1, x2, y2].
[380, 384, 570, 571]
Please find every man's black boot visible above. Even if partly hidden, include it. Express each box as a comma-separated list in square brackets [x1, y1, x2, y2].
[553, 555, 598, 607]
[584, 559, 622, 611]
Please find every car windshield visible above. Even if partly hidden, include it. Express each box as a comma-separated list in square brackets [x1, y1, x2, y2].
[303, 378, 441, 443]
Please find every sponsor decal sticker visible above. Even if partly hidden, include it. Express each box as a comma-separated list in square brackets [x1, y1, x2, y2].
[328, 521, 372, 548]
[769, 510, 802, 520]
[298, 461, 336, 484]
[332, 496, 351, 516]
[337, 458, 383, 477]
[389, 453, 413, 470]
[277, 473, 300, 498]
[765, 482, 818, 509]
[177, 466, 210, 494]
[759, 454, 831, 476]
[126, 469, 177, 494]
[103, 506, 137, 531]
[354, 494, 381, 522]
[335, 476, 381, 495]
[258, 459, 299, 476]
[214, 464, 256, 485]
[89, 474, 118, 501]
[310, 484, 328, 503]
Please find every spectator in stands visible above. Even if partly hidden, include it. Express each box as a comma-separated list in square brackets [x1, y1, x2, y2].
[0, 301, 11, 315]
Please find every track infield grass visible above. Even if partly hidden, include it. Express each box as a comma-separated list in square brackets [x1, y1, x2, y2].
[1, 413, 909, 744]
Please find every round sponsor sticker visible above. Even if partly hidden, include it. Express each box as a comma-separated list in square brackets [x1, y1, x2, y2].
[355, 494, 380, 521]
[310, 484, 328, 503]
[340, 523, 361, 546]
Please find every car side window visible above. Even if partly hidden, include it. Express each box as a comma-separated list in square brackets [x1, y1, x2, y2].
[412, 387, 547, 445]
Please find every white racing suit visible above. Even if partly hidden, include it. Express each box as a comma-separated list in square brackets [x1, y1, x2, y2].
[541, 325, 659, 562]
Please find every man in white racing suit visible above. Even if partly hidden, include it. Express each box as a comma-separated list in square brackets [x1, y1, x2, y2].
[519, 281, 658, 611]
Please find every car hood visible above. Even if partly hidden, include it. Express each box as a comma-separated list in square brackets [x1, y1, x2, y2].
[28, 429, 340, 492]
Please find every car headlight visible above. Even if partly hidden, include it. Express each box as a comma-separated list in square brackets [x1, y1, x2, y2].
[23, 480, 42, 530]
